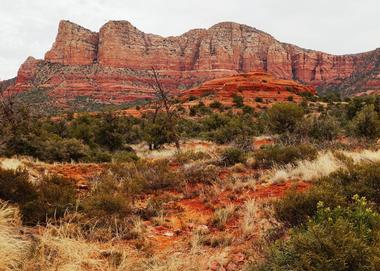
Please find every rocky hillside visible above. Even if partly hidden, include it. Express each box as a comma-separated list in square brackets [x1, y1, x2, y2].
[5, 20, 380, 109]
[182, 72, 316, 107]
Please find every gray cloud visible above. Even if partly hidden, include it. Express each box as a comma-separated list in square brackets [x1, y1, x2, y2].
[0, 0, 378, 79]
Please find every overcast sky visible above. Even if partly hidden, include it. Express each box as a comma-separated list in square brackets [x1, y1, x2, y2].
[0, 0, 378, 80]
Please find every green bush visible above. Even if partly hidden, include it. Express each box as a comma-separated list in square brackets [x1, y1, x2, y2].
[232, 94, 244, 107]
[266, 103, 304, 134]
[183, 164, 219, 184]
[0, 169, 37, 204]
[274, 183, 346, 227]
[350, 104, 380, 139]
[254, 144, 317, 168]
[255, 97, 263, 103]
[82, 193, 131, 219]
[209, 100, 223, 110]
[256, 197, 380, 271]
[143, 117, 175, 149]
[109, 159, 183, 192]
[0, 169, 76, 225]
[242, 105, 254, 114]
[221, 147, 246, 166]
[23, 175, 77, 225]
[81, 173, 132, 219]
[274, 161, 380, 227]
[326, 161, 380, 205]
[197, 113, 259, 144]
[112, 151, 139, 163]
[306, 114, 340, 141]
[84, 149, 112, 163]
[41, 137, 90, 162]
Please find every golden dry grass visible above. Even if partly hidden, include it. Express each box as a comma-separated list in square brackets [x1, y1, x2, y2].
[270, 149, 380, 183]
[0, 202, 29, 271]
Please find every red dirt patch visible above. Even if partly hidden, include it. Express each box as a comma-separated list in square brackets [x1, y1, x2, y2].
[250, 180, 311, 199]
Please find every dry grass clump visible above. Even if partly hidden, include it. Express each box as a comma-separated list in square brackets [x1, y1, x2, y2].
[0, 204, 129, 271]
[0, 202, 29, 271]
[173, 150, 212, 164]
[25, 230, 105, 271]
[21, 220, 130, 271]
[212, 204, 236, 230]
[270, 149, 380, 183]
[241, 199, 259, 237]
[183, 163, 220, 184]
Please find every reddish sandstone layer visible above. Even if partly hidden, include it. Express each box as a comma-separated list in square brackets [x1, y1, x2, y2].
[6, 20, 380, 107]
[183, 72, 315, 106]
[45, 21, 98, 65]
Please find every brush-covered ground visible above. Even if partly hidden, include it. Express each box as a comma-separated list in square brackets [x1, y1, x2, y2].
[2, 93, 380, 270]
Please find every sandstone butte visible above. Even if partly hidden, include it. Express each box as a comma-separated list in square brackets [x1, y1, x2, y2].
[2, 20, 380, 107]
[183, 72, 316, 106]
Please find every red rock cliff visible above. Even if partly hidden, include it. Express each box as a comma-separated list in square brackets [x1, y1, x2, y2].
[45, 20, 98, 65]
[6, 20, 380, 108]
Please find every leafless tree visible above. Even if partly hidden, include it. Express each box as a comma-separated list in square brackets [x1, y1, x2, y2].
[147, 67, 181, 150]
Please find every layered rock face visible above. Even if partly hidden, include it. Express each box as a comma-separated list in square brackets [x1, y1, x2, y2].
[45, 21, 98, 65]
[184, 72, 316, 106]
[6, 20, 380, 108]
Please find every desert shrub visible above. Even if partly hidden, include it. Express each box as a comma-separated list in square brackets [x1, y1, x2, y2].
[256, 197, 380, 271]
[95, 113, 142, 150]
[274, 161, 380, 227]
[143, 115, 177, 149]
[0, 169, 37, 204]
[81, 173, 132, 219]
[22, 175, 76, 225]
[266, 103, 304, 134]
[139, 160, 183, 191]
[221, 147, 246, 166]
[198, 232, 233, 247]
[41, 137, 90, 162]
[174, 150, 211, 164]
[0, 170, 76, 225]
[274, 183, 346, 227]
[345, 95, 379, 120]
[350, 104, 380, 139]
[82, 193, 130, 219]
[255, 97, 263, 103]
[242, 105, 254, 114]
[189, 102, 212, 116]
[306, 114, 340, 141]
[67, 114, 98, 146]
[199, 113, 259, 144]
[325, 161, 380, 205]
[109, 159, 183, 193]
[84, 149, 112, 163]
[212, 205, 235, 230]
[232, 94, 244, 107]
[112, 150, 139, 163]
[209, 100, 223, 110]
[138, 198, 164, 220]
[232, 134, 253, 151]
[189, 106, 197, 116]
[183, 164, 220, 184]
[188, 95, 196, 101]
[287, 95, 294, 102]
[254, 144, 317, 168]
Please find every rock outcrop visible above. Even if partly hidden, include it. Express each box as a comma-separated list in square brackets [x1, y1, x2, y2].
[5, 20, 380, 109]
[45, 21, 98, 65]
[183, 72, 315, 106]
